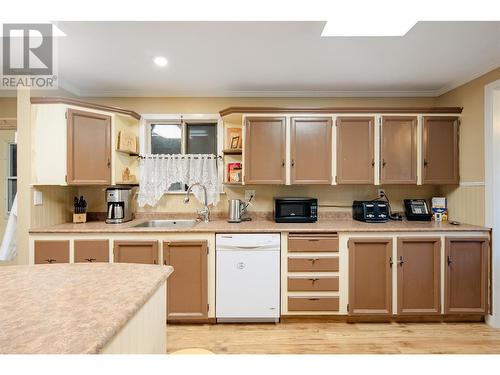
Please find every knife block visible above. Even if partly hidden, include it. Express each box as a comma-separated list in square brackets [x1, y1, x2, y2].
[73, 213, 87, 224]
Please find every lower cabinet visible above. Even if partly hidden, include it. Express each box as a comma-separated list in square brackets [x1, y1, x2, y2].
[445, 237, 489, 314]
[348, 238, 392, 315]
[163, 241, 208, 321]
[34, 240, 70, 264]
[397, 238, 441, 315]
[113, 240, 158, 264]
[74, 240, 109, 263]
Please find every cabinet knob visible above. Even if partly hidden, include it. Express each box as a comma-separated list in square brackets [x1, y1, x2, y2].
[382, 159, 387, 167]
[397, 256, 404, 267]
[85, 258, 96, 262]
[371, 159, 375, 167]
[281, 160, 285, 167]
[45, 258, 56, 264]
[389, 257, 393, 267]
[447, 256, 452, 266]
[424, 159, 429, 167]
[107, 159, 111, 168]
[291, 160, 295, 167]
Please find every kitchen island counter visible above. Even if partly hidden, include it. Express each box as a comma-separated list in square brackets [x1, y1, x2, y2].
[0, 263, 173, 354]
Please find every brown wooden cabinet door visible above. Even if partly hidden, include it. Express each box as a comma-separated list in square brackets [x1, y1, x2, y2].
[336, 117, 375, 184]
[163, 241, 208, 321]
[397, 238, 441, 315]
[422, 116, 459, 184]
[445, 237, 489, 314]
[381, 116, 417, 184]
[34, 240, 69, 264]
[113, 240, 158, 264]
[67, 108, 111, 185]
[74, 240, 109, 263]
[348, 238, 392, 315]
[290, 117, 332, 184]
[244, 117, 285, 184]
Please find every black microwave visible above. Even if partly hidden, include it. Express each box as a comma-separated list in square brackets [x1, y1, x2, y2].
[274, 197, 318, 223]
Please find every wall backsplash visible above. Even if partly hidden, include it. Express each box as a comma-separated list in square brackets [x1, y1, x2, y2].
[73, 184, 441, 219]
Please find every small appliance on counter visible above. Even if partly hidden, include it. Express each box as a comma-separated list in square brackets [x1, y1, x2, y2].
[106, 187, 133, 224]
[352, 200, 390, 223]
[227, 199, 251, 223]
[274, 197, 317, 223]
[404, 199, 433, 221]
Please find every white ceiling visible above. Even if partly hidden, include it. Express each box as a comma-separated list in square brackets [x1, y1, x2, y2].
[52, 21, 500, 97]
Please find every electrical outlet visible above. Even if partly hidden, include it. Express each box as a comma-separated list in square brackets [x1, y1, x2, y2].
[245, 190, 255, 202]
[377, 189, 386, 198]
[33, 190, 43, 206]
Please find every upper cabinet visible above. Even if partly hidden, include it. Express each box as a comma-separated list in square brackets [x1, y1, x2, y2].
[380, 116, 417, 184]
[290, 117, 332, 184]
[422, 116, 459, 184]
[30, 98, 140, 186]
[336, 117, 375, 184]
[244, 117, 286, 184]
[67, 109, 111, 185]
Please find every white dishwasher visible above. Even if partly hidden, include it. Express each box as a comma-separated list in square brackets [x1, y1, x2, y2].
[216, 233, 280, 322]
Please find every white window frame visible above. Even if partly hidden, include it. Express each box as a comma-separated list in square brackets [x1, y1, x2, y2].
[6, 142, 16, 214]
[140, 114, 224, 194]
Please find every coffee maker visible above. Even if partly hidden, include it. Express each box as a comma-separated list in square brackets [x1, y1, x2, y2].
[106, 187, 133, 224]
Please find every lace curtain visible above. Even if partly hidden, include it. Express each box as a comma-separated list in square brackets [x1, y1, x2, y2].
[137, 154, 222, 208]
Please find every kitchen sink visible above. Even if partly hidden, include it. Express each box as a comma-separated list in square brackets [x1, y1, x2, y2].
[132, 219, 198, 228]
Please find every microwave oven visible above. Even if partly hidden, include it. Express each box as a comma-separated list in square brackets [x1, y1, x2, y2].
[274, 197, 318, 223]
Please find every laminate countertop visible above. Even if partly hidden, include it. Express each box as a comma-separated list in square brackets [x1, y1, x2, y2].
[29, 217, 490, 234]
[0, 263, 173, 354]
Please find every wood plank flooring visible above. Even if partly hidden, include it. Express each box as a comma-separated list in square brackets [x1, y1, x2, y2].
[167, 322, 500, 354]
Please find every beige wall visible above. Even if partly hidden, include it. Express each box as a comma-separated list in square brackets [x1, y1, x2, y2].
[435, 67, 500, 226]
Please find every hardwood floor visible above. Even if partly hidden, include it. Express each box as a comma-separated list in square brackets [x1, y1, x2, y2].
[167, 321, 500, 354]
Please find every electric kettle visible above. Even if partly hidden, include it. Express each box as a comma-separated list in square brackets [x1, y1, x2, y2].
[227, 199, 251, 223]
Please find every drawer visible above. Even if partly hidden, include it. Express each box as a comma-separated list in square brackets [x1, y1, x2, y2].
[288, 276, 339, 291]
[288, 234, 339, 252]
[288, 296, 339, 311]
[288, 256, 339, 272]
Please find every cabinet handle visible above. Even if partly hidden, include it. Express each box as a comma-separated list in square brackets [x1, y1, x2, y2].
[308, 278, 319, 283]
[308, 258, 319, 264]
[153, 259, 157, 265]
[447, 256, 452, 266]
[85, 258, 96, 262]
[291, 159, 295, 167]
[107, 158, 111, 168]
[389, 257, 393, 267]
[397, 256, 404, 267]
[307, 239, 320, 242]
[45, 258, 56, 264]
[281, 160, 285, 167]
[424, 159, 429, 167]
[371, 159, 375, 167]
[307, 298, 320, 301]
[382, 159, 387, 168]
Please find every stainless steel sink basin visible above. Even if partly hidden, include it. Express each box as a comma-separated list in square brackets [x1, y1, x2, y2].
[132, 219, 198, 229]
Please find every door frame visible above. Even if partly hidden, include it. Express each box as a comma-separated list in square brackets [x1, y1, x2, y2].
[484, 78, 500, 327]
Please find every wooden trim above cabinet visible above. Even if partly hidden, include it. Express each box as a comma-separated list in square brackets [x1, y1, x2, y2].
[220, 106, 463, 117]
[31, 97, 141, 120]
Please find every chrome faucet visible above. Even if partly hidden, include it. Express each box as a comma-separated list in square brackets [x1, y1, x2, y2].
[184, 183, 210, 223]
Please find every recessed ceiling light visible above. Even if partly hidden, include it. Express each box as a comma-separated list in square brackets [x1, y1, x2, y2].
[154, 56, 168, 67]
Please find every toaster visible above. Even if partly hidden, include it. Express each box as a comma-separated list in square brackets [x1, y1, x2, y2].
[352, 201, 390, 223]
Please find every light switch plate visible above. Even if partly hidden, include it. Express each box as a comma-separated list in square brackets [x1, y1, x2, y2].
[33, 190, 43, 206]
[245, 190, 255, 202]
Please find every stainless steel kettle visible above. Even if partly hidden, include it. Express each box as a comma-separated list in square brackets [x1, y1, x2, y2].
[227, 199, 250, 223]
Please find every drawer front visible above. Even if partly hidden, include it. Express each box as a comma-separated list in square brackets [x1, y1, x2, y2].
[288, 234, 339, 253]
[288, 257, 339, 272]
[288, 276, 339, 291]
[288, 297, 339, 311]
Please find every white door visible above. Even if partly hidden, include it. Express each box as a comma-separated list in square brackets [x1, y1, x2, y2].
[216, 249, 280, 319]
